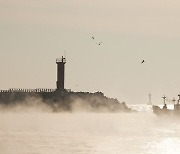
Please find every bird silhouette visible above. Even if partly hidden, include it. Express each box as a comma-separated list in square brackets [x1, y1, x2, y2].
[91, 37, 94, 39]
[141, 60, 145, 64]
[97, 42, 103, 45]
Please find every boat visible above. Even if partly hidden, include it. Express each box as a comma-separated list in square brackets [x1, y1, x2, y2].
[152, 95, 180, 117]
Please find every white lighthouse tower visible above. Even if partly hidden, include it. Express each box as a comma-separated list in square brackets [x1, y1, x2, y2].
[148, 93, 152, 105]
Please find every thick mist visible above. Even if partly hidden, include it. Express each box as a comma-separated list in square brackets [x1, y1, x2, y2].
[1, 105, 180, 153]
[0, 96, 53, 113]
[0, 93, 133, 113]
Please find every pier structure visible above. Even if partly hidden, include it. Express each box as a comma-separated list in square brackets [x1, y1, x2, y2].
[56, 56, 66, 91]
[0, 88, 56, 93]
[0, 56, 67, 94]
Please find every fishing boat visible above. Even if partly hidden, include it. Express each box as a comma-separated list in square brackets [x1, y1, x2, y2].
[152, 95, 180, 117]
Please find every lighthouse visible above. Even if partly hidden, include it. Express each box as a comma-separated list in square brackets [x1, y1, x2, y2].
[56, 56, 66, 91]
[148, 93, 152, 105]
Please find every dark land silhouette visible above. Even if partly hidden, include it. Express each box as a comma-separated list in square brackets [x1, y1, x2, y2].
[0, 90, 134, 112]
[0, 56, 135, 112]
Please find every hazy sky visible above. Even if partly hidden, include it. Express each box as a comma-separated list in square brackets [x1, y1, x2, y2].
[1, 0, 180, 104]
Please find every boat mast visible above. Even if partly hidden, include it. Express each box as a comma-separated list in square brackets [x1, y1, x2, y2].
[178, 94, 180, 104]
[162, 95, 166, 105]
[172, 98, 176, 105]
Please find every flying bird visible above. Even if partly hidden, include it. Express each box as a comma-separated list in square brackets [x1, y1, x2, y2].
[97, 42, 103, 45]
[91, 36, 95, 39]
[141, 60, 145, 64]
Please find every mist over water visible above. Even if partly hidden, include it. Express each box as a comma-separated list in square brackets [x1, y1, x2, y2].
[1, 104, 180, 154]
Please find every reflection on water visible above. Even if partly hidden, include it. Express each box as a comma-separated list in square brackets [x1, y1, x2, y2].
[152, 138, 180, 154]
[0, 106, 180, 154]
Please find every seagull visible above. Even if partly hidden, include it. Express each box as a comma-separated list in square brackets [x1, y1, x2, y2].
[141, 60, 145, 64]
[97, 42, 103, 45]
[91, 36, 95, 39]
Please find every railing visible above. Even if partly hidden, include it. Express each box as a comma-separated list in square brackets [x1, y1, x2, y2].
[0, 88, 56, 93]
[56, 57, 66, 63]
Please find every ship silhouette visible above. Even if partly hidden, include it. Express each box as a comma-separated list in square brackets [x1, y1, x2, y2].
[153, 95, 180, 117]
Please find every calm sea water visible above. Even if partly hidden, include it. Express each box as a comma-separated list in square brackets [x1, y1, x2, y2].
[0, 105, 180, 154]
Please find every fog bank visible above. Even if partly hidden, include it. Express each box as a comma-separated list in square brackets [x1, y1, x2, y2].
[0, 92, 134, 113]
[1, 110, 180, 154]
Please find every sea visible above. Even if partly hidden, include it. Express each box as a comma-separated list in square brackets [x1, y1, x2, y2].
[0, 104, 180, 154]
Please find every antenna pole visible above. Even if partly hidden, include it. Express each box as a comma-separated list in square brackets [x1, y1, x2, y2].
[64, 50, 67, 60]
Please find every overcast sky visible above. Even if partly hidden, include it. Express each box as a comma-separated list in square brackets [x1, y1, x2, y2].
[0, 0, 180, 104]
